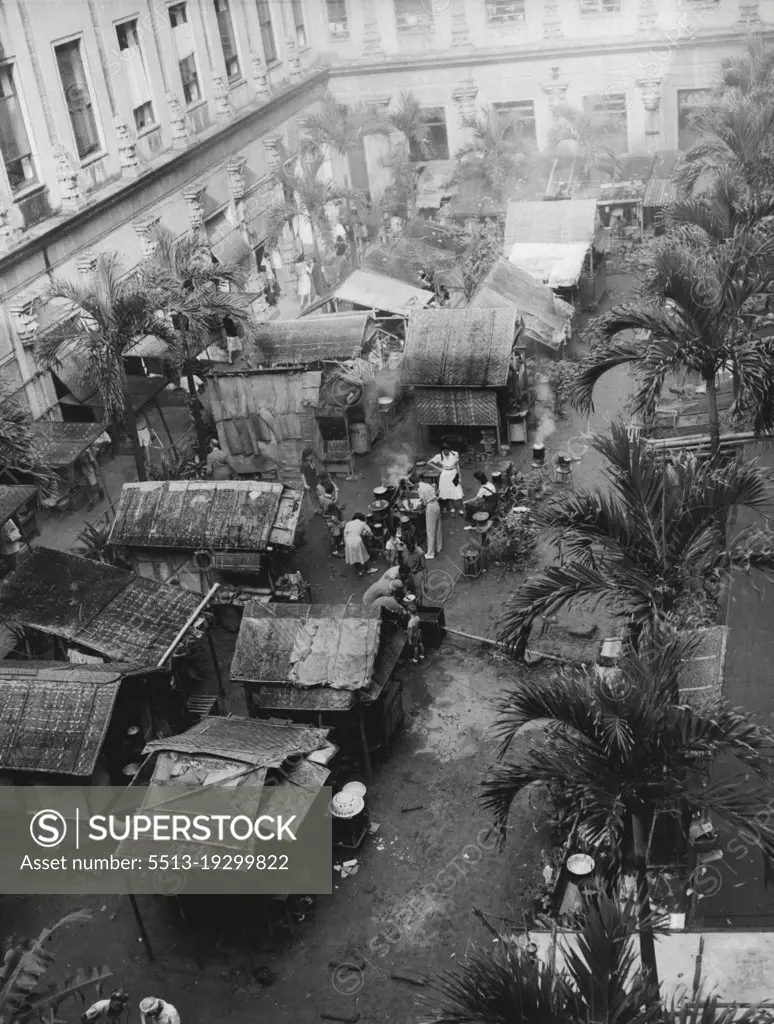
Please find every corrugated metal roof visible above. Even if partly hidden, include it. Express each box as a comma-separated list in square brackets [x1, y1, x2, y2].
[0, 485, 37, 525]
[0, 661, 125, 776]
[414, 387, 499, 426]
[231, 314, 372, 369]
[644, 178, 679, 208]
[504, 199, 599, 249]
[334, 270, 433, 315]
[597, 181, 646, 204]
[108, 480, 302, 551]
[402, 308, 518, 387]
[230, 602, 381, 692]
[0, 548, 204, 665]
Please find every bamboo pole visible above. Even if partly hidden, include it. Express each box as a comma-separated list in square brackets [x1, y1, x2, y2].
[156, 583, 220, 668]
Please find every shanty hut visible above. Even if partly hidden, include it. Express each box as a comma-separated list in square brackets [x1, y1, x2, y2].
[0, 660, 185, 785]
[108, 479, 302, 599]
[231, 603, 407, 782]
[643, 151, 682, 230]
[205, 313, 397, 478]
[504, 199, 605, 310]
[596, 180, 646, 239]
[469, 260, 574, 358]
[0, 547, 208, 665]
[0, 485, 38, 573]
[334, 270, 433, 317]
[401, 308, 525, 450]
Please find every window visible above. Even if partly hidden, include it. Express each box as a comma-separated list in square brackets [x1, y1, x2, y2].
[169, 3, 201, 106]
[583, 93, 628, 154]
[291, 0, 307, 48]
[325, 0, 349, 37]
[409, 107, 448, 162]
[255, 0, 277, 65]
[579, 0, 622, 12]
[394, 0, 433, 34]
[485, 1, 525, 23]
[493, 100, 535, 142]
[0, 66, 37, 193]
[115, 20, 156, 133]
[214, 0, 240, 82]
[54, 39, 101, 160]
[678, 89, 712, 151]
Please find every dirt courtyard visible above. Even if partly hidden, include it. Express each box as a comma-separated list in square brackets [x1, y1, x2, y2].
[1, 643, 547, 1024]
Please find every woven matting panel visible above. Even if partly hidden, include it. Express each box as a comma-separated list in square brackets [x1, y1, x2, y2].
[414, 388, 499, 427]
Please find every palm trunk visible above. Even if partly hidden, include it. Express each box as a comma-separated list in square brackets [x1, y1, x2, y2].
[310, 229, 326, 297]
[123, 397, 147, 482]
[632, 811, 660, 1000]
[185, 363, 209, 462]
[344, 194, 359, 269]
[705, 373, 720, 456]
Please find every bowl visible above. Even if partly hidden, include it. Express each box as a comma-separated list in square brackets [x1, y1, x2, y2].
[343, 781, 367, 798]
[566, 853, 596, 877]
[331, 792, 365, 819]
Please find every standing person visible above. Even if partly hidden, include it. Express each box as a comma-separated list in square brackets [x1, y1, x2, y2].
[135, 412, 154, 476]
[297, 257, 312, 311]
[139, 999, 180, 1024]
[319, 481, 344, 556]
[300, 448, 320, 518]
[206, 439, 232, 480]
[402, 538, 427, 603]
[327, 504, 345, 556]
[404, 596, 425, 663]
[82, 448, 103, 511]
[334, 221, 348, 257]
[82, 991, 130, 1024]
[271, 248, 284, 290]
[343, 513, 377, 577]
[428, 442, 465, 516]
[418, 472, 442, 560]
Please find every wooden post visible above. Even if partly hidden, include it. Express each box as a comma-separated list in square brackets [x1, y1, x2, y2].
[358, 704, 373, 785]
[127, 895, 155, 962]
[207, 629, 225, 698]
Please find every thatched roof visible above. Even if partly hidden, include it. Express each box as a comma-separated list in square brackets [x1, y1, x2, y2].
[0, 485, 37, 525]
[504, 199, 599, 249]
[0, 661, 129, 776]
[597, 181, 646, 204]
[414, 388, 499, 426]
[334, 270, 433, 315]
[108, 480, 302, 552]
[27, 422, 104, 468]
[231, 602, 381, 692]
[402, 308, 518, 387]
[228, 314, 374, 370]
[143, 716, 330, 766]
[0, 548, 204, 664]
[469, 260, 571, 353]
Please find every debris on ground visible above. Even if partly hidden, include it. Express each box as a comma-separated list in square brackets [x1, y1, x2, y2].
[390, 970, 426, 987]
[401, 805, 424, 813]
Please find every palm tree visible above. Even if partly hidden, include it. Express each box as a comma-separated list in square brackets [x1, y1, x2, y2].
[549, 104, 623, 184]
[457, 106, 534, 203]
[388, 90, 431, 160]
[0, 384, 56, 497]
[0, 910, 111, 1024]
[142, 226, 261, 460]
[424, 892, 768, 1024]
[497, 424, 772, 656]
[35, 253, 186, 481]
[301, 93, 389, 265]
[570, 232, 774, 453]
[482, 632, 774, 985]
[719, 37, 774, 100]
[265, 150, 362, 297]
[675, 93, 774, 198]
[661, 170, 774, 245]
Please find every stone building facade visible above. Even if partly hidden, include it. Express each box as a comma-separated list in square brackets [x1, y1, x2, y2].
[0, 0, 769, 420]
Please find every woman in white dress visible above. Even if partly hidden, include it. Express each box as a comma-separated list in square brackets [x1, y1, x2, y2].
[428, 443, 465, 515]
[344, 513, 376, 577]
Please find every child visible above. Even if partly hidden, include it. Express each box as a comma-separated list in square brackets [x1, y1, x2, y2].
[385, 529, 405, 567]
[404, 596, 425, 663]
[328, 505, 344, 556]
